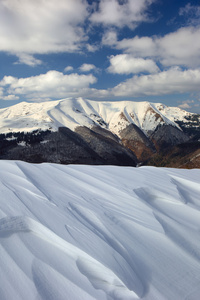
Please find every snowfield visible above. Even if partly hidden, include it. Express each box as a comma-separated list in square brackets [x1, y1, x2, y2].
[0, 161, 200, 300]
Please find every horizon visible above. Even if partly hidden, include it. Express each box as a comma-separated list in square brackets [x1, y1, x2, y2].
[0, 0, 200, 113]
[0, 96, 197, 115]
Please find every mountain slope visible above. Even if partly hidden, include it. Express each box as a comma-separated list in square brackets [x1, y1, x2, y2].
[119, 124, 156, 161]
[0, 161, 200, 299]
[0, 98, 195, 135]
[0, 98, 199, 167]
[147, 141, 200, 168]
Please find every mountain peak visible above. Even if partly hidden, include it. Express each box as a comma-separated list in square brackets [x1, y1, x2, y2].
[0, 98, 194, 135]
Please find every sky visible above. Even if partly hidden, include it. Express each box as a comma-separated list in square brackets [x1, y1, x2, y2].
[0, 0, 200, 113]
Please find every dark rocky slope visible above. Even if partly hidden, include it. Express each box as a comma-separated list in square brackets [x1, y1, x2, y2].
[119, 124, 156, 161]
[0, 121, 199, 168]
[146, 141, 200, 168]
[0, 127, 137, 166]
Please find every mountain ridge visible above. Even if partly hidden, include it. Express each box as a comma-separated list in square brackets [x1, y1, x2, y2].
[0, 98, 199, 167]
[0, 97, 195, 134]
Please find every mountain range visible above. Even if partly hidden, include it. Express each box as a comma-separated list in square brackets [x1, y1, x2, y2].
[0, 98, 199, 168]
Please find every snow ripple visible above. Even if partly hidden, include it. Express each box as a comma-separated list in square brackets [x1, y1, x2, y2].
[0, 161, 200, 299]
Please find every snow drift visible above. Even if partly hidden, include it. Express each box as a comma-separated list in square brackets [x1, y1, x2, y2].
[0, 160, 200, 299]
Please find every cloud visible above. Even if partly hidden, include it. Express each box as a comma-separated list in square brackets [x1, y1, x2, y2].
[79, 64, 97, 72]
[158, 27, 200, 68]
[0, 71, 97, 101]
[178, 100, 194, 109]
[179, 3, 200, 26]
[178, 103, 191, 109]
[0, 0, 158, 66]
[14, 53, 42, 67]
[112, 35, 157, 56]
[102, 30, 118, 47]
[1, 68, 200, 103]
[111, 68, 200, 97]
[104, 26, 200, 68]
[64, 66, 74, 73]
[90, 0, 156, 28]
[86, 43, 99, 53]
[107, 54, 159, 74]
[0, 0, 89, 62]
[1, 95, 19, 101]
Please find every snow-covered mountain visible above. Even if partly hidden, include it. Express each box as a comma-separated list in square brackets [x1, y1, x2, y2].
[0, 160, 200, 300]
[0, 98, 199, 167]
[0, 97, 195, 135]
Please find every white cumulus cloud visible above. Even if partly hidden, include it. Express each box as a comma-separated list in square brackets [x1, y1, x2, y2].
[111, 67, 200, 97]
[107, 54, 159, 74]
[90, 0, 156, 29]
[104, 26, 200, 68]
[0, 0, 89, 64]
[79, 64, 97, 72]
[158, 27, 200, 68]
[0, 71, 97, 101]
[64, 66, 74, 73]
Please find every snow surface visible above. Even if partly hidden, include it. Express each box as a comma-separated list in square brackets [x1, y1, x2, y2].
[0, 160, 200, 299]
[0, 98, 193, 135]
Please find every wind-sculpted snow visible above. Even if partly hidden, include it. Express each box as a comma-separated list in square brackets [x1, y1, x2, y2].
[0, 161, 200, 299]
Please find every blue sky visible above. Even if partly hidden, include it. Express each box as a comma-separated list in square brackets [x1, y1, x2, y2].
[0, 0, 200, 113]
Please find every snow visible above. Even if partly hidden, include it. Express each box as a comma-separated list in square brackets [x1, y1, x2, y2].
[0, 160, 200, 299]
[17, 141, 27, 146]
[0, 98, 193, 135]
